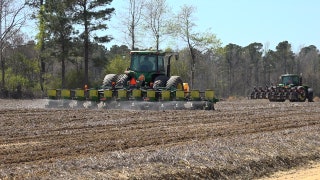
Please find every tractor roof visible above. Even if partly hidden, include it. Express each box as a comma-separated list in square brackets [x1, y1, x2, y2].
[281, 74, 299, 77]
[130, 50, 166, 56]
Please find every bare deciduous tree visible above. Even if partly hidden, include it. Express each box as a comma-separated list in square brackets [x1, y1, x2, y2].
[118, 0, 144, 50]
[0, 0, 26, 89]
[170, 5, 220, 89]
[143, 0, 168, 51]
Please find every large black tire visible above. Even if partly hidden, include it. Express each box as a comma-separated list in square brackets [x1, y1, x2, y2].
[289, 92, 298, 102]
[116, 74, 129, 87]
[268, 92, 275, 102]
[102, 74, 117, 88]
[153, 75, 169, 89]
[297, 86, 307, 102]
[166, 76, 184, 90]
[307, 88, 314, 102]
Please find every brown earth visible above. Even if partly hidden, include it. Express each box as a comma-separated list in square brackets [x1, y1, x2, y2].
[0, 99, 319, 179]
[260, 161, 320, 180]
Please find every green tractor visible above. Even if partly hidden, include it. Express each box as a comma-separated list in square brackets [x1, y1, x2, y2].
[251, 74, 313, 102]
[101, 50, 183, 91]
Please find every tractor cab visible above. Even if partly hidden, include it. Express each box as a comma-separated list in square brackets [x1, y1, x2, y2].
[280, 74, 301, 87]
[130, 51, 166, 73]
[127, 51, 177, 88]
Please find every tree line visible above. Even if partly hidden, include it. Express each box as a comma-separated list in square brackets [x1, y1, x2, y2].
[171, 42, 320, 98]
[0, 0, 319, 98]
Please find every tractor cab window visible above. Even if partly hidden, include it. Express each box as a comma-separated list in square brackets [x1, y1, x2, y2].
[141, 56, 155, 71]
[131, 55, 154, 72]
[130, 55, 139, 71]
[282, 76, 299, 85]
[131, 54, 164, 72]
[157, 56, 165, 71]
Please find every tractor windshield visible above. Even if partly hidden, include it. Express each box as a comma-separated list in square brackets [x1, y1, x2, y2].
[282, 75, 300, 86]
[130, 54, 165, 72]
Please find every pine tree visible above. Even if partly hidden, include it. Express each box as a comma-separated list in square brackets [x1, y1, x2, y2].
[73, 0, 115, 87]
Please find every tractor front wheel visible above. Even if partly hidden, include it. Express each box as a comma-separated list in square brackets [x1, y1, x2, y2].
[153, 75, 169, 89]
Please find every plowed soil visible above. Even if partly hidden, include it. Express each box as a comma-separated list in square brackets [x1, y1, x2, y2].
[0, 99, 319, 179]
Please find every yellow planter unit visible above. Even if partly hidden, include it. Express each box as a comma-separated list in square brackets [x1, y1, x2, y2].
[103, 89, 113, 100]
[161, 90, 171, 101]
[47, 89, 57, 99]
[205, 89, 215, 101]
[89, 89, 98, 101]
[132, 89, 142, 100]
[75, 89, 85, 100]
[117, 89, 127, 100]
[175, 90, 185, 101]
[146, 89, 156, 101]
[190, 90, 200, 101]
[61, 89, 71, 99]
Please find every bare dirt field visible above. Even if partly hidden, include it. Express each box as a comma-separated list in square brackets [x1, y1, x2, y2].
[260, 161, 320, 180]
[0, 99, 319, 179]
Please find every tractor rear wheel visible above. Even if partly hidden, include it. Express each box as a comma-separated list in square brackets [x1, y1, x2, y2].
[307, 88, 314, 102]
[297, 86, 307, 102]
[116, 74, 129, 87]
[102, 74, 117, 88]
[166, 76, 184, 90]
